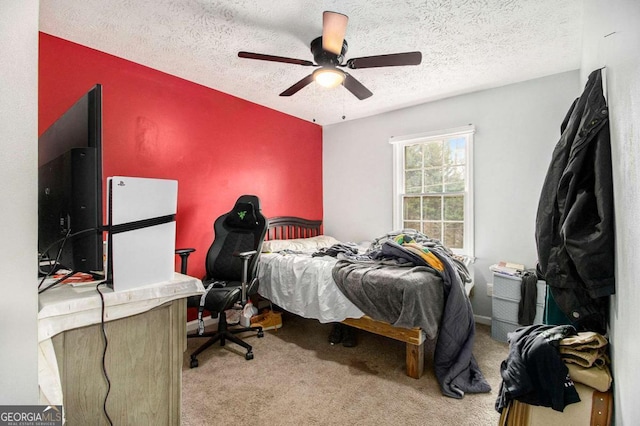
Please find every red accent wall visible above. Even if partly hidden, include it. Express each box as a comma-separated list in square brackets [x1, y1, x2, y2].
[39, 33, 323, 289]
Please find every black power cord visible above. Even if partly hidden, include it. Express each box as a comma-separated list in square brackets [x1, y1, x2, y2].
[38, 228, 72, 291]
[96, 282, 114, 425]
[38, 227, 104, 293]
[38, 270, 78, 295]
[39, 226, 113, 423]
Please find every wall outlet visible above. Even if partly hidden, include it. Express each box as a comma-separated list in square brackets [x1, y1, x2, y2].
[487, 282, 493, 297]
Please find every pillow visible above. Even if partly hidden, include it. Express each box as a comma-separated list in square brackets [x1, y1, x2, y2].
[262, 235, 340, 253]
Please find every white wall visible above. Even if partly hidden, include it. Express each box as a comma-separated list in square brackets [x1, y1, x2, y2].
[0, 1, 39, 403]
[323, 71, 580, 319]
[581, 1, 640, 424]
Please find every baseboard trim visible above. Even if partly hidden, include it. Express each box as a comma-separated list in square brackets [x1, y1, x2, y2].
[474, 314, 491, 326]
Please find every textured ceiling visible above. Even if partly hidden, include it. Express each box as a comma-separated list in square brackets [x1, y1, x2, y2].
[39, 0, 583, 125]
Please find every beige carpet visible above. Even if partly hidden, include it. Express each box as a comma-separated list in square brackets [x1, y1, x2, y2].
[181, 312, 509, 426]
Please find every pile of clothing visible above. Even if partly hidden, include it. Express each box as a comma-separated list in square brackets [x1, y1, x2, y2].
[559, 331, 612, 394]
[496, 324, 612, 424]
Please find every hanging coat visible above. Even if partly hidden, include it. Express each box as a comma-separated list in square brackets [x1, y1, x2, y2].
[535, 69, 615, 333]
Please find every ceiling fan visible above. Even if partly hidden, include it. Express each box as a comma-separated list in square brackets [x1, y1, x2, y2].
[238, 11, 422, 100]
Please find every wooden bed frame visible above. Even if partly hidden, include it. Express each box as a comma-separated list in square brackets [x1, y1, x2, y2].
[264, 216, 426, 379]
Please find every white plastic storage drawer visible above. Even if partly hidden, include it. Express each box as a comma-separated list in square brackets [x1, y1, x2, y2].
[492, 274, 521, 300]
[491, 272, 547, 343]
[493, 273, 546, 305]
[492, 296, 544, 324]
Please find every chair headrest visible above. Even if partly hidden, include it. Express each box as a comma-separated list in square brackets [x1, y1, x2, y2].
[224, 201, 259, 229]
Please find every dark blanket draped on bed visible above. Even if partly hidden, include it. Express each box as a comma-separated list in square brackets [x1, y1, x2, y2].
[331, 261, 444, 339]
[331, 231, 491, 398]
[429, 249, 491, 398]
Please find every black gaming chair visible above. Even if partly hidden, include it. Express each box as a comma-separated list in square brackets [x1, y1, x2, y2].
[180, 195, 268, 368]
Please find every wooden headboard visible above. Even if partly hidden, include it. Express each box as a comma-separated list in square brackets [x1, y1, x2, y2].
[265, 216, 322, 241]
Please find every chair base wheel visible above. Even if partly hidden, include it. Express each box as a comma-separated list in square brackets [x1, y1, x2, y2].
[258, 330, 264, 338]
[245, 351, 254, 360]
[190, 358, 199, 368]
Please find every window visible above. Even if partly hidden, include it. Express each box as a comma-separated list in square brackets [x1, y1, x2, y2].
[390, 125, 474, 255]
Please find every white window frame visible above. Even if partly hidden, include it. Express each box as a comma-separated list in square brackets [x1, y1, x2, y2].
[390, 125, 475, 257]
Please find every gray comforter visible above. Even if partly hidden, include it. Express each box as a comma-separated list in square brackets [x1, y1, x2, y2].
[332, 261, 443, 339]
[429, 248, 491, 398]
[331, 234, 491, 398]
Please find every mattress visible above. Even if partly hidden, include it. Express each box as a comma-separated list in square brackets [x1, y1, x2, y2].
[257, 252, 365, 323]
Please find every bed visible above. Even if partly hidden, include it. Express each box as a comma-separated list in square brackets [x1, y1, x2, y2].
[260, 217, 429, 379]
[257, 217, 492, 398]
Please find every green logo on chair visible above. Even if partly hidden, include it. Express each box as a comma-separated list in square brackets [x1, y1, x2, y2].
[238, 211, 247, 220]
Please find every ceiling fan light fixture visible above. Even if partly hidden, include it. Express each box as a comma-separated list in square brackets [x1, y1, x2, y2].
[313, 68, 345, 88]
[322, 11, 349, 55]
[238, 11, 420, 100]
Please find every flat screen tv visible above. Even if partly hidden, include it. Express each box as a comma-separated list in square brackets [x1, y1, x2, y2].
[38, 84, 103, 275]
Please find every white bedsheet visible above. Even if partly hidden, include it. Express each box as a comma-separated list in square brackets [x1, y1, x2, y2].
[257, 252, 365, 323]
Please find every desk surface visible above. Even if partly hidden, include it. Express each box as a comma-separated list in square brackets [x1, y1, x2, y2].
[38, 272, 204, 342]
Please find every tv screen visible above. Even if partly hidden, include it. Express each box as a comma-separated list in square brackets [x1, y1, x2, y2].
[38, 84, 103, 275]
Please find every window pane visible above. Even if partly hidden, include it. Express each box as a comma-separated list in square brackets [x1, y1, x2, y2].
[424, 222, 442, 241]
[444, 196, 464, 221]
[423, 141, 443, 167]
[443, 165, 464, 182]
[443, 166, 465, 192]
[403, 197, 421, 220]
[403, 221, 421, 232]
[404, 144, 423, 169]
[423, 168, 443, 191]
[424, 184, 443, 194]
[445, 181, 465, 192]
[444, 137, 466, 165]
[443, 222, 464, 249]
[405, 170, 422, 193]
[422, 196, 442, 220]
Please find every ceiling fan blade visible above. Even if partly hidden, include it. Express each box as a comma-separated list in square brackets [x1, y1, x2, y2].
[238, 51, 314, 66]
[345, 51, 422, 69]
[322, 11, 348, 55]
[280, 74, 315, 96]
[342, 73, 373, 100]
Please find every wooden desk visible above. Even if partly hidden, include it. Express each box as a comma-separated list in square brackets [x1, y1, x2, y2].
[38, 274, 203, 425]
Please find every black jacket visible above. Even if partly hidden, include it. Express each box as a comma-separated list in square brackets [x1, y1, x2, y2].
[495, 324, 580, 413]
[535, 69, 615, 333]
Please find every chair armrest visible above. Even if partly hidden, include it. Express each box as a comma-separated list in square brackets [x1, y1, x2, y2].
[176, 248, 196, 256]
[233, 250, 258, 304]
[175, 248, 196, 274]
[234, 250, 257, 260]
